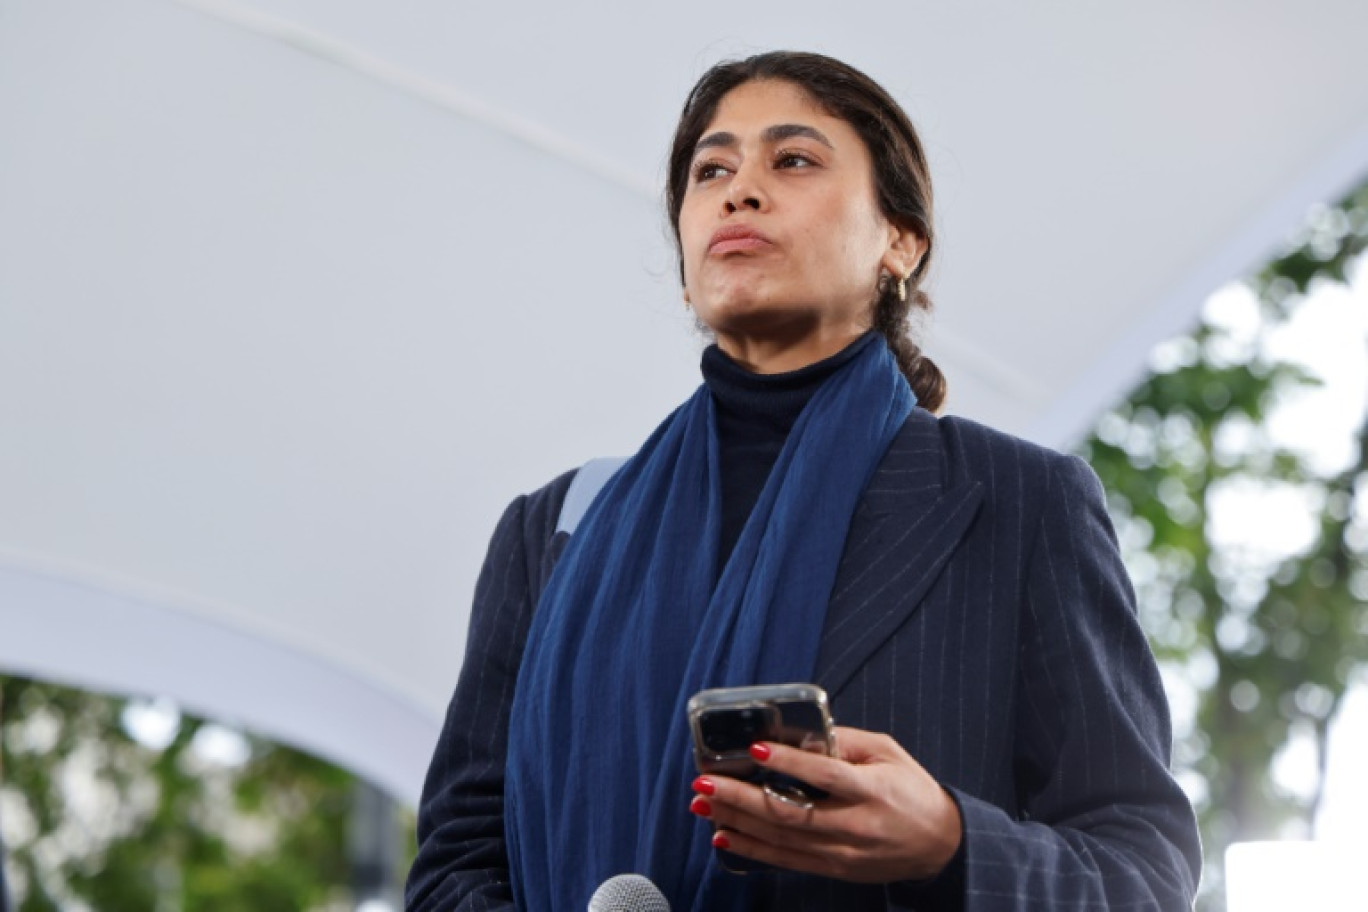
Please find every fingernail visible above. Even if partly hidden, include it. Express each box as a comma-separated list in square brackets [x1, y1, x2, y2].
[689, 796, 712, 817]
[692, 776, 716, 796]
[749, 742, 772, 762]
[712, 831, 731, 850]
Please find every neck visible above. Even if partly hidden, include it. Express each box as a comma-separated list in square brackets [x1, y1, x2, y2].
[714, 323, 871, 374]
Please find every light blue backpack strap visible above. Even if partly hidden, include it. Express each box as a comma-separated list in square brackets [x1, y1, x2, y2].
[555, 457, 628, 536]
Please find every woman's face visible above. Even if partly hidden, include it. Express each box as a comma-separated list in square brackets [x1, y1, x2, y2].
[678, 79, 920, 360]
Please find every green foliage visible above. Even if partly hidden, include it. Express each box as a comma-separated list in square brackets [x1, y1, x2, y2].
[0, 674, 412, 911]
[1080, 176, 1368, 911]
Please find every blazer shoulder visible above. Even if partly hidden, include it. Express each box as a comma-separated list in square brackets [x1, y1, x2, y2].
[929, 411, 1093, 501]
[523, 466, 578, 521]
[513, 467, 577, 559]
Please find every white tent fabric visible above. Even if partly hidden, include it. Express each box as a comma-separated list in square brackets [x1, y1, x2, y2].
[2, 0, 1367, 803]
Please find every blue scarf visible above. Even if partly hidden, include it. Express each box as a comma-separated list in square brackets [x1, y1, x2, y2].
[505, 335, 915, 910]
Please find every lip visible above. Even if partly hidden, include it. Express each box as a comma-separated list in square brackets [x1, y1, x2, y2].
[708, 224, 775, 255]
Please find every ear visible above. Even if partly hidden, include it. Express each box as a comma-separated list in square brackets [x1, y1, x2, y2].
[880, 223, 927, 282]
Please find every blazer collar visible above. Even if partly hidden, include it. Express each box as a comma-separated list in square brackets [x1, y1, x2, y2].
[815, 407, 984, 697]
[855, 406, 947, 516]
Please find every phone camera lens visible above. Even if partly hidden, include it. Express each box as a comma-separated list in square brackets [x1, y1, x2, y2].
[702, 705, 771, 754]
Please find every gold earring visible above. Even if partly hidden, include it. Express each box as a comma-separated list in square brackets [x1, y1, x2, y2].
[897, 274, 908, 302]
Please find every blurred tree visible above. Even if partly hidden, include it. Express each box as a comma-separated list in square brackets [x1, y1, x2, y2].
[1080, 177, 1368, 911]
[0, 673, 414, 911]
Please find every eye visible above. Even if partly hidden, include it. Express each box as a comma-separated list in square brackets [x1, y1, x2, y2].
[691, 159, 730, 183]
[774, 149, 817, 169]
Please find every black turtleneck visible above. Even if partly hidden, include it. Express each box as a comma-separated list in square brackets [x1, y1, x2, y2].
[700, 331, 879, 570]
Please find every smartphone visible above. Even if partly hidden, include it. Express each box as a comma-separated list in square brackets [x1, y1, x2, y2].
[687, 683, 836, 873]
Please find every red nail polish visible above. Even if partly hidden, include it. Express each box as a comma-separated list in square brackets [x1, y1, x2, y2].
[749, 742, 772, 762]
[712, 831, 731, 850]
[692, 776, 716, 796]
[689, 796, 712, 817]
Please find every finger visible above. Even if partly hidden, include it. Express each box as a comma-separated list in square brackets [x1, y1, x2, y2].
[749, 740, 870, 801]
[701, 797, 839, 853]
[693, 775, 856, 844]
[710, 825, 852, 882]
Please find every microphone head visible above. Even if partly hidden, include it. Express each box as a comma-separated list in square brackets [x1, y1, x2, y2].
[587, 874, 671, 912]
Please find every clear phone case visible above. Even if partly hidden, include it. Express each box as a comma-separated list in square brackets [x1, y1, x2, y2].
[687, 683, 836, 873]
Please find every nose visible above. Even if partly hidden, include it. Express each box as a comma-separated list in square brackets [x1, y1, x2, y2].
[724, 160, 768, 214]
[725, 189, 762, 213]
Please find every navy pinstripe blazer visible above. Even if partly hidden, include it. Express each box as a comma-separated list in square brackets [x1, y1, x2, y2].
[406, 407, 1202, 911]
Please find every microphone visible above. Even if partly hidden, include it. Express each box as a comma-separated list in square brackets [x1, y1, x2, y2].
[587, 874, 671, 912]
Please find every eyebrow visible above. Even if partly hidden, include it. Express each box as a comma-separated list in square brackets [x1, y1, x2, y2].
[693, 123, 835, 155]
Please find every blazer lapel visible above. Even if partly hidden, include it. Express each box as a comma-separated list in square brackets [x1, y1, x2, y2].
[815, 408, 984, 698]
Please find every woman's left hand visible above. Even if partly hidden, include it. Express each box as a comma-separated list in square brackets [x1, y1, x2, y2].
[688, 726, 963, 883]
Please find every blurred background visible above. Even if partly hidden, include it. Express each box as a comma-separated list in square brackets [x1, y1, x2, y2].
[2, 2, 1366, 910]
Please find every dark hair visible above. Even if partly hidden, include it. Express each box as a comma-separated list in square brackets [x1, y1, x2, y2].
[665, 51, 947, 412]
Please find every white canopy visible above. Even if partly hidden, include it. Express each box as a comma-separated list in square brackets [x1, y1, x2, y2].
[3, 0, 1367, 803]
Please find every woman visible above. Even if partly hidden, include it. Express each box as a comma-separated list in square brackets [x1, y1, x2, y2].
[406, 51, 1201, 911]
